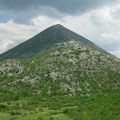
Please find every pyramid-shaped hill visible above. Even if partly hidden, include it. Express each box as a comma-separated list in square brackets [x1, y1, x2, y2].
[0, 24, 120, 120]
[0, 24, 105, 60]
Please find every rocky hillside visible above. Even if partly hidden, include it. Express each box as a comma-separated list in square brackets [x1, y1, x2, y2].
[0, 41, 120, 99]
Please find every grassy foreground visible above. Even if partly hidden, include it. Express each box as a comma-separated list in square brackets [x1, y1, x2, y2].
[0, 89, 120, 120]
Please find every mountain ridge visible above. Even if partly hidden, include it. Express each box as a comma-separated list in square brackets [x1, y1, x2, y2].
[0, 24, 107, 60]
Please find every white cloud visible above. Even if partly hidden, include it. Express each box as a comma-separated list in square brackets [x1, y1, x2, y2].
[31, 15, 61, 30]
[59, 4, 120, 58]
[111, 49, 120, 58]
[0, 2, 120, 58]
[0, 20, 35, 53]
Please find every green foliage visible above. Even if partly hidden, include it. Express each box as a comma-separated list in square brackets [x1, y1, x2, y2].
[0, 90, 120, 119]
[37, 116, 44, 120]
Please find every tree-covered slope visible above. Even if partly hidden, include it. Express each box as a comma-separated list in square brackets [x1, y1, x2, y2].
[0, 41, 120, 98]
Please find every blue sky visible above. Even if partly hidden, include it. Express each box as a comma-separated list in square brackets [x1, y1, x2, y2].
[0, 15, 10, 22]
[0, 0, 120, 57]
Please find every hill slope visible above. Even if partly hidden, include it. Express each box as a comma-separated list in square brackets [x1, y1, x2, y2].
[0, 41, 120, 97]
[0, 24, 105, 60]
[0, 25, 120, 120]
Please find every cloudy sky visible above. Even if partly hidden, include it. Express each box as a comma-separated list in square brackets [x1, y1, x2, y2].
[0, 0, 120, 57]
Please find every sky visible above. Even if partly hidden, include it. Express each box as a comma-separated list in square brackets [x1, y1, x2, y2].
[0, 0, 120, 58]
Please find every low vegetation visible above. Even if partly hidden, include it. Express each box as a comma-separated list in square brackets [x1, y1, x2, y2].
[0, 41, 120, 120]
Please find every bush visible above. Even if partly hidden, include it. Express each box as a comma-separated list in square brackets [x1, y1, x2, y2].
[10, 111, 22, 115]
[63, 108, 69, 114]
[49, 116, 55, 120]
[37, 116, 43, 120]
[0, 104, 7, 109]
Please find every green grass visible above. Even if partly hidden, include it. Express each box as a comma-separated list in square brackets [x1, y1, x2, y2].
[0, 40, 120, 120]
[0, 89, 120, 120]
[0, 107, 72, 120]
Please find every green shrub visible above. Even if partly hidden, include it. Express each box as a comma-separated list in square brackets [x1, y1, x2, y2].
[63, 108, 69, 114]
[10, 111, 22, 115]
[0, 104, 7, 109]
[37, 116, 43, 120]
[49, 116, 55, 120]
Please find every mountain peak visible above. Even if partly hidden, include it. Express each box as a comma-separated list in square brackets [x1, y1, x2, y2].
[47, 24, 66, 31]
[51, 24, 65, 28]
[0, 25, 105, 60]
